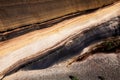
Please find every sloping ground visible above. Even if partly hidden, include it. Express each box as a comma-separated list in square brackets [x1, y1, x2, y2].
[0, 1, 120, 80]
[0, 0, 119, 32]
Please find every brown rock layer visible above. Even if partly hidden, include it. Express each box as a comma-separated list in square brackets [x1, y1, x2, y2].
[0, 2, 120, 79]
[0, 0, 119, 32]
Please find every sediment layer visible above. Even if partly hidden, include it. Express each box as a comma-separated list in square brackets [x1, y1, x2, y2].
[0, 2, 120, 79]
[2, 15, 120, 80]
[0, 0, 119, 32]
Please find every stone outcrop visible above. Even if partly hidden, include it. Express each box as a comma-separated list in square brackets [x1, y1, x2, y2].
[3, 52, 120, 80]
[0, 1, 120, 79]
[0, 0, 119, 32]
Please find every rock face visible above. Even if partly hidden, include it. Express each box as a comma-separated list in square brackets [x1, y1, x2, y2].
[0, 2, 120, 80]
[3, 53, 120, 80]
[0, 0, 119, 32]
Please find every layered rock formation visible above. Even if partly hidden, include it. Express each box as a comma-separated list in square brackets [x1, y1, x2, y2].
[0, 0, 119, 32]
[0, 1, 120, 80]
[0, 0, 119, 42]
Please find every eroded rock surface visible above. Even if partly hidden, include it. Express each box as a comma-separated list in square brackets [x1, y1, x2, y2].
[3, 38, 120, 80]
[0, 1, 120, 80]
[0, 0, 119, 32]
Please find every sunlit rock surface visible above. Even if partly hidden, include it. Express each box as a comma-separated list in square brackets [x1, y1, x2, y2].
[0, 1, 120, 80]
[3, 39, 120, 80]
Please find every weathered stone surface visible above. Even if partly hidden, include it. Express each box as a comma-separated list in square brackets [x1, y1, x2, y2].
[3, 53, 120, 80]
[0, 2, 120, 79]
[3, 37, 120, 80]
[0, 0, 119, 32]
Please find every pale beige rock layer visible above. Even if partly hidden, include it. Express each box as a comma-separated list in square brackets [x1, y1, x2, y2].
[0, 2, 120, 79]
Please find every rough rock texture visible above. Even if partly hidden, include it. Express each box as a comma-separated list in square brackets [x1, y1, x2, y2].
[3, 37, 120, 80]
[0, 2, 120, 80]
[3, 53, 120, 80]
